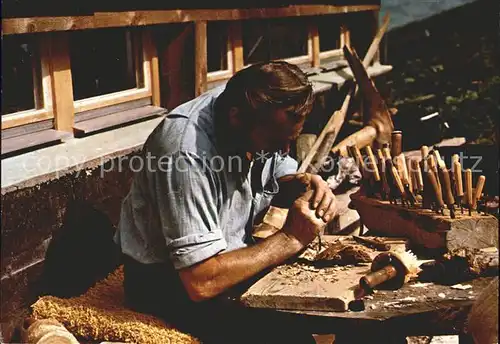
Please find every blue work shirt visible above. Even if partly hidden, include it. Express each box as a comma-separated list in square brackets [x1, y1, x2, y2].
[115, 87, 298, 270]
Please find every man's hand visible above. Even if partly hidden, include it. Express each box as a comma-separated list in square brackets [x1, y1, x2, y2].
[277, 173, 337, 223]
[282, 189, 327, 248]
[309, 174, 337, 222]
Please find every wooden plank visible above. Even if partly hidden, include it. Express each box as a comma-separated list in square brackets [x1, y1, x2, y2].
[74, 88, 151, 114]
[229, 21, 244, 73]
[1, 120, 53, 140]
[351, 193, 499, 250]
[308, 63, 392, 88]
[74, 98, 152, 123]
[1, 129, 71, 156]
[49, 32, 75, 133]
[194, 21, 207, 97]
[1, 109, 53, 130]
[73, 105, 165, 136]
[241, 235, 410, 312]
[2, 5, 380, 35]
[310, 24, 320, 68]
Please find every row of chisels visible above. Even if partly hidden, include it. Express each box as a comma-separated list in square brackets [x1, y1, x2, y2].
[347, 131, 487, 219]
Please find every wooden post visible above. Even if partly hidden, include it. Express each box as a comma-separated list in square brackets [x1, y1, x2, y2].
[309, 24, 320, 68]
[194, 21, 207, 97]
[49, 32, 75, 133]
[143, 30, 161, 107]
[340, 24, 351, 49]
[229, 21, 244, 73]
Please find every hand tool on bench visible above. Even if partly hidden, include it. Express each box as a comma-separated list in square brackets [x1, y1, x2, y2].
[299, 14, 390, 172]
[376, 148, 390, 200]
[364, 145, 382, 198]
[355, 250, 420, 299]
[383, 145, 406, 206]
[425, 163, 445, 215]
[410, 158, 423, 196]
[465, 168, 473, 216]
[419, 159, 434, 209]
[472, 175, 486, 212]
[427, 151, 442, 192]
[390, 130, 403, 158]
[394, 153, 417, 206]
[406, 156, 415, 193]
[452, 159, 464, 214]
[348, 145, 376, 198]
[437, 163, 456, 218]
[421, 145, 429, 161]
[450, 154, 460, 199]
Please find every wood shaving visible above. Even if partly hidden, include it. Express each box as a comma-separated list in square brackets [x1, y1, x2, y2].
[312, 240, 373, 265]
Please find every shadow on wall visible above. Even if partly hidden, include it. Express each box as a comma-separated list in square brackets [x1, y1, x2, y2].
[37, 200, 122, 298]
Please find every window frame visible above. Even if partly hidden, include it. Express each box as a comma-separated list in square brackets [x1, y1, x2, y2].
[1, 36, 54, 130]
[73, 30, 154, 114]
[1, 29, 160, 132]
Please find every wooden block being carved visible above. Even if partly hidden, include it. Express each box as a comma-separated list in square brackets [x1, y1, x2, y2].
[350, 193, 499, 251]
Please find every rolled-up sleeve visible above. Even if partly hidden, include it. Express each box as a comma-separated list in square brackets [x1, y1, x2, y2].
[154, 151, 226, 269]
[274, 154, 298, 179]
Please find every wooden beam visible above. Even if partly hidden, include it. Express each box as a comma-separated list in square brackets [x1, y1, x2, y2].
[310, 24, 320, 68]
[229, 21, 244, 73]
[1, 109, 53, 130]
[49, 32, 75, 133]
[195, 21, 207, 97]
[2, 5, 380, 35]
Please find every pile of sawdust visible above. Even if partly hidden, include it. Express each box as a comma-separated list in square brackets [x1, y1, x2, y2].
[31, 266, 199, 344]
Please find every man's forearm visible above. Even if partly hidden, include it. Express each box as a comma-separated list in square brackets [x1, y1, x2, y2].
[179, 224, 302, 301]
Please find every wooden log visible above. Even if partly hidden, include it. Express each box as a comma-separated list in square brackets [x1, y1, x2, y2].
[350, 193, 499, 251]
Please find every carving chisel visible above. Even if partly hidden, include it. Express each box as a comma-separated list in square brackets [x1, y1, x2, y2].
[437, 164, 456, 218]
[452, 160, 464, 214]
[376, 148, 390, 201]
[464, 169, 473, 216]
[472, 175, 486, 212]
[364, 146, 382, 199]
[425, 166, 445, 215]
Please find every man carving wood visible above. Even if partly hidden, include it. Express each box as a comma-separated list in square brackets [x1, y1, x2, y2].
[114, 61, 337, 343]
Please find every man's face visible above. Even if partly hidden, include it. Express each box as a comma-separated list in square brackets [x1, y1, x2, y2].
[247, 107, 306, 155]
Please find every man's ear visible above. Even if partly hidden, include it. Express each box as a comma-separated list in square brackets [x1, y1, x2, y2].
[228, 107, 242, 128]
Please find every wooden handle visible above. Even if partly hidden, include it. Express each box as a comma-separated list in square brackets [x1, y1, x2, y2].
[377, 149, 391, 195]
[420, 159, 433, 208]
[451, 154, 460, 166]
[331, 126, 378, 157]
[391, 131, 403, 158]
[364, 146, 380, 181]
[427, 154, 441, 191]
[405, 157, 414, 191]
[421, 145, 429, 160]
[433, 149, 445, 168]
[426, 167, 445, 208]
[472, 175, 486, 209]
[390, 162, 406, 195]
[353, 145, 366, 170]
[438, 165, 455, 206]
[382, 145, 392, 161]
[412, 159, 424, 192]
[453, 161, 464, 197]
[360, 265, 398, 290]
[465, 169, 473, 208]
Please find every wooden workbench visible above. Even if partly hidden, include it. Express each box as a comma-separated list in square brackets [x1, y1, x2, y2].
[238, 235, 495, 343]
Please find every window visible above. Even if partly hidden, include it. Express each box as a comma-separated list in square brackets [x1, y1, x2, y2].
[71, 28, 154, 114]
[1, 34, 53, 129]
[318, 15, 342, 59]
[243, 17, 310, 66]
[207, 21, 230, 73]
[70, 29, 143, 101]
[1, 35, 40, 115]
